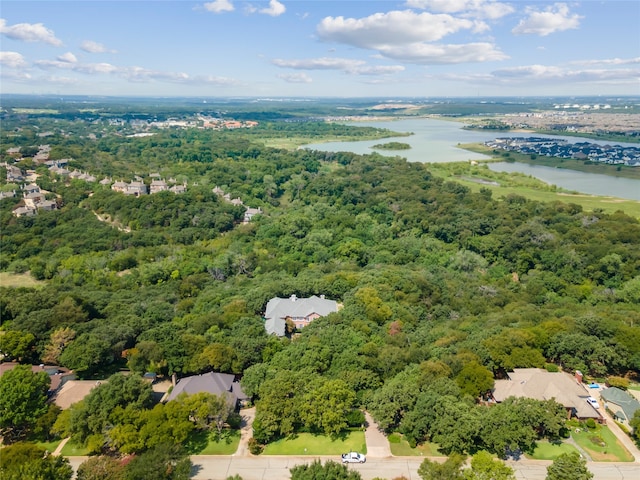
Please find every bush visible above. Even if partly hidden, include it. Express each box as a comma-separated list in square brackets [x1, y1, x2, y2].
[585, 418, 596, 430]
[607, 376, 629, 390]
[545, 363, 560, 372]
[248, 438, 264, 455]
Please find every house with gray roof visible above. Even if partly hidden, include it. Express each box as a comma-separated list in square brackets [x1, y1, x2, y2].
[264, 294, 339, 337]
[165, 372, 248, 407]
[492, 368, 603, 421]
[600, 387, 640, 427]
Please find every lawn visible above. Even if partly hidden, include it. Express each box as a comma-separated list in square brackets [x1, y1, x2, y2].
[35, 439, 63, 453]
[262, 430, 366, 456]
[0, 272, 45, 288]
[526, 441, 579, 460]
[60, 440, 90, 456]
[185, 429, 240, 455]
[571, 425, 634, 462]
[388, 434, 445, 457]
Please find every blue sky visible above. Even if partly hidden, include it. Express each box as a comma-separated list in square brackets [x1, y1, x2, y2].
[1, 0, 638, 97]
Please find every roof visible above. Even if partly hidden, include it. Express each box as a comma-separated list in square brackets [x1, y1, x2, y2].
[493, 368, 602, 419]
[600, 387, 640, 421]
[165, 372, 248, 404]
[264, 295, 338, 336]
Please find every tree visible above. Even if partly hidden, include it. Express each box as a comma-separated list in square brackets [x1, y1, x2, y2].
[630, 409, 640, 443]
[290, 459, 362, 480]
[300, 379, 357, 436]
[418, 454, 466, 480]
[76, 456, 126, 480]
[456, 362, 494, 398]
[0, 442, 73, 480]
[0, 365, 50, 441]
[464, 451, 515, 480]
[0, 330, 36, 362]
[124, 443, 191, 480]
[545, 452, 593, 480]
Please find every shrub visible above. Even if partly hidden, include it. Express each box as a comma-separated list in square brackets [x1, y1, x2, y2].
[545, 363, 560, 372]
[388, 433, 401, 444]
[248, 438, 263, 455]
[607, 376, 629, 390]
[585, 418, 596, 430]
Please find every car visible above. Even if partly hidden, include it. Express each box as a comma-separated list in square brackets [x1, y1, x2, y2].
[341, 452, 366, 463]
[587, 396, 599, 409]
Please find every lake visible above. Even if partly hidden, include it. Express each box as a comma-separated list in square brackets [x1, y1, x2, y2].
[302, 118, 640, 201]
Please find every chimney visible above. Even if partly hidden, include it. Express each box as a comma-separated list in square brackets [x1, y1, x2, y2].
[575, 370, 583, 384]
[320, 295, 325, 299]
[290, 294, 297, 302]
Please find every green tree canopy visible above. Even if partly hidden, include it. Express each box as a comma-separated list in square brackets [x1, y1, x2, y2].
[545, 452, 593, 480]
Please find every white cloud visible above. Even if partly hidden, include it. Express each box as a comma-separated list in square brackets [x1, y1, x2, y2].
[272, 56, 405, 76]
[318, 10, 476, 48]
[572, 57, 640, 66]
[0, 51, 27, 68]
[260, 0, 286, 17]
[80, 40, 116, 54]
[57, 52, 77, 63]
[512, 3, 582, 36]
[0, 18, 63, 46]
[405, 0, 514, 19]
[203, 0, 234, 13]
[278, 72, 312, 83]
[33, 56, 241, 86]
[379, 42, 507, 64]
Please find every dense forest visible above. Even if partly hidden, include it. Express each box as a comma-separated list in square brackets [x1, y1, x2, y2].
[1, 105, 639, 469]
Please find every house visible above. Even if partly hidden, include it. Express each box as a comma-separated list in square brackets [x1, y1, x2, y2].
[0, 362, 75, 396]
[126, 181, 148, 196]
[600, 387, 640, 428]
[150, 179, 169, 193]
[164, 372, 248, 407]
[264, 294, 339, 337]
[243, 206, 262, 223]
[492, 368, 603, 421]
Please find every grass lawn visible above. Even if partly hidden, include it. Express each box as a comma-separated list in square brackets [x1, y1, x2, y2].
[60, 440, 90, 456]
[526, 441, 579, 460]
[186, 429, 240, 455]
[571, 425, 634, 462]
[628, 385, 640, 392]
[0, 272, 45, 288]
[388, 434, 445, 457]
[35, 439, 63, 453]
[263, 430, 366, 456]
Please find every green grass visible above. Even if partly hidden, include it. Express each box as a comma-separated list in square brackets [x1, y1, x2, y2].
[388, 434, 445, 457]
[262, 430, 366, 455]
[526, 441, 579, 460]
[34, 439, 63, 453]
[186, 429, 240, 455]
[571, 425, 634, 462]
[428, 159, 640, 219]
[628, 385, 640, 392]
[0, 272, 45, 288]
[60, 440, 90, 456]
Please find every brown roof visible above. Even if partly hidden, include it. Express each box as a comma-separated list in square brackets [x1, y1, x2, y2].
[493, 368, 602, 419]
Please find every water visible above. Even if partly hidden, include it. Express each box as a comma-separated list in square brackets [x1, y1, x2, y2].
[302, 118, 640, 201]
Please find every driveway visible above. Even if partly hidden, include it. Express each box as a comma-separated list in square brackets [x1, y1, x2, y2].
[364, 411, 392, 458]
[233, 406, 256, 456]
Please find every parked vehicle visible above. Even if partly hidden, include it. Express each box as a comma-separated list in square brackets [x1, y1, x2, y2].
[587, 396, 599, 408]
[341, 452, 366, 463]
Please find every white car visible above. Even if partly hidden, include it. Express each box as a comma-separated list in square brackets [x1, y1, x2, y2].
[587, 397, 599, 409]
[342, 452, 366, 463]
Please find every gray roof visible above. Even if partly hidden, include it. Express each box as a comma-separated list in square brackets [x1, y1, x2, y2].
[600, 387, 640, 421]
[165, 372, 248, 404]
[493, 368, 602, 419]
[264, 295, 338, 336]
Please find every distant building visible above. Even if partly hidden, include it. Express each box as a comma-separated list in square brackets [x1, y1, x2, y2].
[264, 294, 339, 337]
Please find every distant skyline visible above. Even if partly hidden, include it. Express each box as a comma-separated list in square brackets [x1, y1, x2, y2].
[1, 1, 639, 98]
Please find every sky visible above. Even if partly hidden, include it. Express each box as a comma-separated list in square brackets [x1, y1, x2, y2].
[1, 0, 639, 98]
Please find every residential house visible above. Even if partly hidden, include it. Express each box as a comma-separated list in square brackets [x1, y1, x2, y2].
[264, 294, 339, 337]
[150, 179, 169, 193]
[0, 362, 75, 396]
[492, 368, 603, 421]
[127, 181, 148, 196]
[169, 183, 187, 194]
[600, 387, 640, 428]
[165, 371, 249, 407]
[111, 181, 128, 193]
[243, 207, 262, 223]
